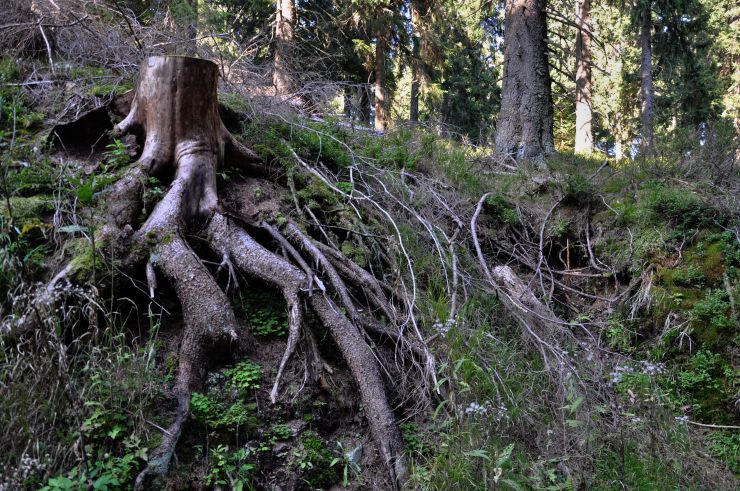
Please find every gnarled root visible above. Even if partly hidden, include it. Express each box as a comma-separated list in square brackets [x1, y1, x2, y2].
[10, 56, 409, 489]
[206, 213, 407, 485]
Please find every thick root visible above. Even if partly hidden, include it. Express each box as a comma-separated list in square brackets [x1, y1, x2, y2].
[309, 294, 407, 486]
[207, 213, 407, 486]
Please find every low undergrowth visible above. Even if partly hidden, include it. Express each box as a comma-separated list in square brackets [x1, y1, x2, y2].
[1, 60, 738, 490]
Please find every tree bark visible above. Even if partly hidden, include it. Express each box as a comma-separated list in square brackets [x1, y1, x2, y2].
[494, 0, 555, 164]
[344, 85, 353, 119]
[574, 0, 593, 154]
[359, 83, 371, 125]
[640, 2, 654, 153]
[273, 0, 295, 95]
[374, 9, 389, 132]
[409, 2, 421, 123]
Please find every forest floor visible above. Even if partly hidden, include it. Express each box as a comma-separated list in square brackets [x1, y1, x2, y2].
[0, 58, 738, 490]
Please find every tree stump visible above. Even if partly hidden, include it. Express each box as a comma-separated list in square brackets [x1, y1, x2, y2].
[94, 56, 407, 489]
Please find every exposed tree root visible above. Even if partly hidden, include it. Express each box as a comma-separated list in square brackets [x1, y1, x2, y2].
[6, 56, 411, 488]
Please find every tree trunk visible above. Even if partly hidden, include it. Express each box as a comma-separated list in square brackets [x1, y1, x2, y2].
[186, 0, 198, 55]
[273, 0, 295, 95]
[374, 10, 389, 132]
[409, 3, 421, 123]
[344, 85, 353, 119]
[640, 2, 654, 153]
[574, 0, 593, 154]
[359, 83, 371, 124]
[494, 0, 555, 164]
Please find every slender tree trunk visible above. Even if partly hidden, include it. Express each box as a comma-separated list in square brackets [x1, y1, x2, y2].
[640, 2, 654, 153]
[374, 10, 389, 132]
[273, 0, 295, 95]
[359, 84, 371, 124]
[170, 0, 198, 55]
[495, 0, 555, 164]
[614, 113, 625, 160]
[344, 86, 353, 119]
[574, 0, 593, 154]
[409, 3, 421, 123]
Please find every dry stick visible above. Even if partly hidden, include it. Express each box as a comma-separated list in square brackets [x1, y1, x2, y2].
[585, 204, 610, 273]
[303, 204, 336, 248]
[428, 187, 466, 317]
[686, 420, 740, 430]
[38, 24, 54, 75]
[281, 125, 432, 362]
[109, 0, 143, 50]
[536, 200, 561, 299]
[287, 138, 437, 389]
[285, 142, 419, 333]
[366, 172, 451, 299]
[471, 195, 569, 360]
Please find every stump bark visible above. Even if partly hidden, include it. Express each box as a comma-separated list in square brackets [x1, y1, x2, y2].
[25, 56, 408, 489]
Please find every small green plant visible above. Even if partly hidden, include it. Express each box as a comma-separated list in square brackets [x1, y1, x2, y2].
[401, 422, 426, 455]
[293, 431, 339, 488]
[550, 218, 571, 239]
[271, 423, 292, 441]
[190, 392, 222, 426]
[707, 430, 740, 474]
[224, 360, 263, 393]
[206, 444, 255, 490]
[336, 181, 353, 194]
[103, 139, 130, 170]
[606, 315, 633, 352]
[563, 173, 594, 205]
[330, 442, 362, 487]
[190, 393, 257, 429]
[81, 404, 129, 440]
[146, 176, 164, 199]
[40, 434, 148, 491]
[485, 194, 519, 225]
[691, 290, 734, 332]
[239, 292, 289, 337]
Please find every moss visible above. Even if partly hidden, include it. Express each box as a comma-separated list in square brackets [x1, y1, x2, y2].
[67, 238, 106, 281]
[702, 242, 726, 284]
[164, 354, 178, 381]
[340, 241, 367, 268]
[0, 195, 54, 222]
[68, 65, 109, 78]
[91, 83, 133, 98]
[297, 178, 340, 206]
[643, 182, 713, 231]
[218, 92, 252, 113]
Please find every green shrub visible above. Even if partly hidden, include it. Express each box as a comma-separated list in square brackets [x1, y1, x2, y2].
[206, 445, 255, 490]
[563, 173, 594, 205]
[224, 360, 262, 393]
[691, 290, 734, 333]
[644, 182, 713, 231]
[484, 195, 519, 225]
[190, 393, 257, 430]
[293, 431, 339, 488]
